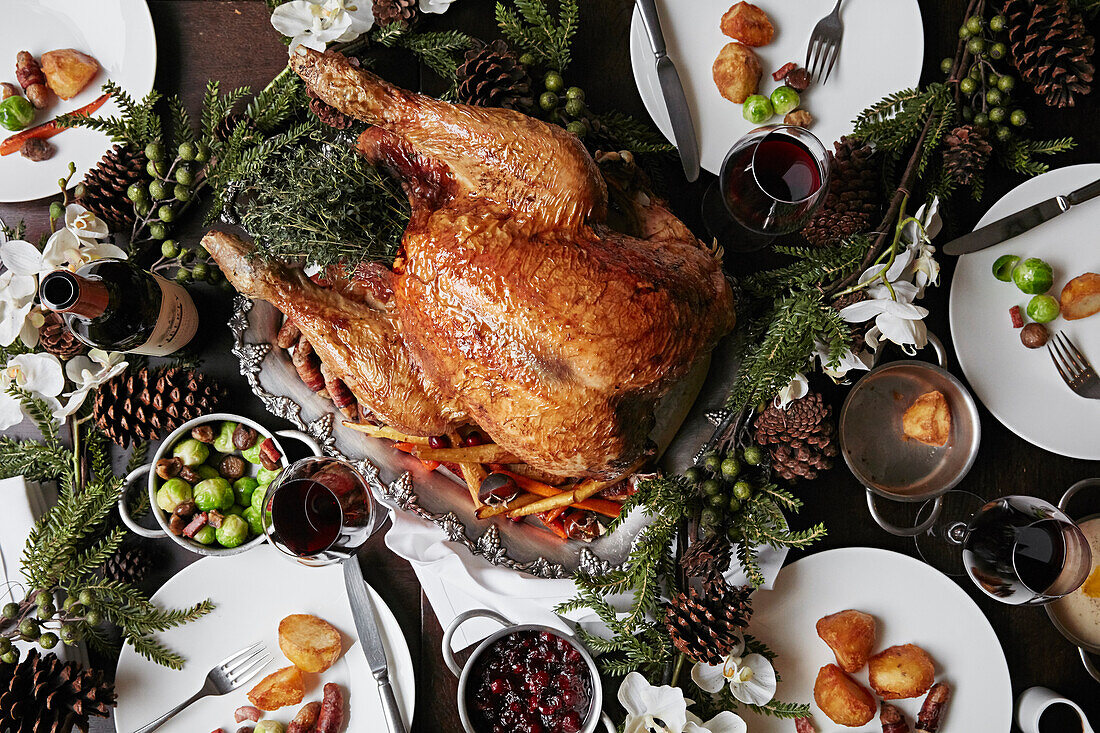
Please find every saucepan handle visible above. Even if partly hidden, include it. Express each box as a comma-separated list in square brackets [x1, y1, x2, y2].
[866, 490, 943, 537]
[116, 464, 167, 539]
[442, 609, 512, 677]
[599, 712, 616, 732]
[871, 332, 948, 369]
[1059, 478, 1100, 513]
[1080, 647, 1100, 685]
[275, 429, 324, 457]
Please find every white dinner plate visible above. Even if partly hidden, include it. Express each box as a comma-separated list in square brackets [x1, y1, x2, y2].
[743, 547, 1011, 733]
[629, 0, 924, 173]
[114, 546, 415, 733]
[0, 0, 156, 203]
[950, 164, 1100, 460]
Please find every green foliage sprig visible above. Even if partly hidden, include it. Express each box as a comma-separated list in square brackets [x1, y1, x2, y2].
[497, 0, 580, 73]
[0, 390, 213, 670]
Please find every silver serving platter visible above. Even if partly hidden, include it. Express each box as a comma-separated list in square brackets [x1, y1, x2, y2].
[231, 296, 737, 578]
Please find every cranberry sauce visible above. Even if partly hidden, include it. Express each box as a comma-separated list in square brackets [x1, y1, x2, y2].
[466, 629, 592, 733]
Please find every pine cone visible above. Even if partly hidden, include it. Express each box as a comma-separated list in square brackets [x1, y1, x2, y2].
[680, 534, 732, 581]
[75, 144, 147, 232]
[373, 0, 418, 28]
[38, 311, 86, 360]
[754, 392, 839, 482]
[0, 649, 115, 733]
[214, 113, 260, 143]
[942, 124, 993, 186]
[307, 88, 356, 130]
[455, 40, 534, 112]
[802, 137, 881, 247]
[665, 583, 753, 665]
[92, 367, 223, 448]
[1003, 0, 1095, 108]
[100, 541, 160, 585]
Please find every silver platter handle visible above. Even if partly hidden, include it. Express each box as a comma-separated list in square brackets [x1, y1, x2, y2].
[275, 428, 324, 457]
[442, 609, 512, 677]
[866, 490, 943, 537]
[117, 464, 166, 539]
[1059, 478, 1100, 513]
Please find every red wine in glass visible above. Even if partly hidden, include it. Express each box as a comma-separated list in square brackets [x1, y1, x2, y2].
[702, 125, 830, 250]
[269, 479, 342, 556]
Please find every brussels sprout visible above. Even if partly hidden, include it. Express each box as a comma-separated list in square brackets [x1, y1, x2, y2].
[251, 482, 268, 513]
[192, 525, 217, 545]
[770, 86, 800, 115]
[256, 467, 281, 486]
[233, 476, 259, 506]
[195, 464, 221, 481]
[226, 504, 246, 518]
[1026, 294, 1060, 323]
[156, 478, 193, 514]
[172, 438, 210, 467]
[193, 478, 235, 512]
[242, 442, 264, 465]
[243, 506, 264, 536]
[213, 421, 239, 453]
[216, 514, 250, 548]
[992, 254, 1020, 282]
[1012, 257, 1054, 295]
[255, 722, 285, 733]
[742, 94, 774, 124]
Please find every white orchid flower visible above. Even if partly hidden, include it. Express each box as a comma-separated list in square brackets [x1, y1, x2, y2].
[814, 339, 874, 380]
[0, 353, 65, 429]
[774, 372, 809, 409]
[58, 349, 128, 418]
[2, 207, 123, 281]
[63, 203, 109, 240]
[420, 0, 460, 13]
[0, 269, 41, 347]
[902, 241, 940, 298]
[274, 0, 374, 53]
[620, 672, 692, 733]
[841, 296, 929, 354]
[691, 636, 777, 707]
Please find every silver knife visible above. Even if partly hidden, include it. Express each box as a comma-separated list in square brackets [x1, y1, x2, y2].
[343, 557, 406, 733]
[636, 0, 700, 182]
[943, 176, 1100, 255]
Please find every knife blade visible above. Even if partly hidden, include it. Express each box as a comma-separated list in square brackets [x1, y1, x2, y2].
[636, 0, 700, 182]
[943, 175, 1100, 255]
[343, 558, 407, 733]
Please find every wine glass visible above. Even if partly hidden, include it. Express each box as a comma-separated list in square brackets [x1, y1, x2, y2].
[701, 125, 830, 251]
[259, 456, 385, 566]
[915, 492, 1091, 605]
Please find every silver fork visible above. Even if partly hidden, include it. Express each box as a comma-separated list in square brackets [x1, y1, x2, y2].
[131, 641, 271, 733]
[1048, 331, 1100, 399]
[806, 0, 845, 85]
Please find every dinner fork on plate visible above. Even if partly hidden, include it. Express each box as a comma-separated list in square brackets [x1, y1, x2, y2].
[806, 0, 845, 85]
[130, 641, 271, 733]
[1048, 331, 1100, 399]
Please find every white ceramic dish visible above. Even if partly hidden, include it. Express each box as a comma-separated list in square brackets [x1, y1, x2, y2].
[0, 0, 156, 203]
[949, 163, 1100, 460]
[744, 547, 1012, 733]
[629, 0, 924, 174]
[113, 545, 415, 732]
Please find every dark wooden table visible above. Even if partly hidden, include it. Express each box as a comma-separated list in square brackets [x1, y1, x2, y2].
[3, 1, 1100, 731]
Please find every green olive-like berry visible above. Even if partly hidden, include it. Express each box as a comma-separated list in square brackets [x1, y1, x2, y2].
[38, 632, 59, 650]
[973, 112, 989, 127]
[160, 240, 179, 258]
[989, 42, 1007, 60]
[940, 57, 954, 75]
[986, 88, 1004, 106]
[191, 262, 209, 280]
[564, 98, 585, 117]
[84, 610, 102, 626]
[959, 77, 977, 95]
[989, 106, 1006, 123]
[565, 120, 587, 137]
[962, 106, 974, 121]
[544, 71, 565, 92]
[62, 596, 77, 611]
[68, 603, 85, 617]
[539, 91, 559, 111]
[59, 623, 79, 644]
[958, 24, 972, 39]
[34, 591, 52, 607]
[708, 493, 728, 511]
[174, 183, 192, 202]
[990, 14, 1007, 32]
[968, 64, 982, 80]
[194, 142, 210, 163]
[726, 526, 743, 542]
[0, 637, 10, 654]
[966, 37, 985, 55]
[519, 52, 536, 67]
[1, 603, 18, 620]
[206, 267, 223, 284]
[683, 466, 703, 484]
[144, 141, 165, 162]
[175, 166, 195, 186]
[1010, 109, 1027, 127]
[149, 222, 169, 240]
[733, 480, 754, 500]
[18, 618, 40, 639]
[701, 478, 723, 497]
[127, 182, 148, 203]
[175, 268, 191, 283]
[703, 452, 722, 472]
[699, 507, 720, 527]
[36, 604, 55, 621]
[965, 15, 983, 34]
[720, 457, 741, 480]
[565, 86, 585, 101]
[178, 141, 196, 161]
[997, 75, 1016, 92]
[148, 178, 168, 201]
[727, 496, 742, 513]
[49, 201, 65, 221]
[0, 650, 19, 664]
[742, 445, 765, 466]
[135, 201, 151, 217]
[78, 589, 95, 607]
[179, 247, 196, 263]
[995, 125, 1012, 142]
[158, 203, 178, 223]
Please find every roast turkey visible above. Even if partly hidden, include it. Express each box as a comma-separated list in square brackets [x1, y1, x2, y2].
[205, 48, 735, 478]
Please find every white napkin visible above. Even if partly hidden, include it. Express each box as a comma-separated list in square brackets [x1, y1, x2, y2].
[384, 507, 788, 652]
[0, 475, 87, 665]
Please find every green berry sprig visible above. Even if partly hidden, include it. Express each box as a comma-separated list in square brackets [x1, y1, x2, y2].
[127, 139, 212, 249]
[0, 587, 101, 663]
[948, 10, 1029, 143]
[683, 444, 768, 542]
[523, 56, 590, 139]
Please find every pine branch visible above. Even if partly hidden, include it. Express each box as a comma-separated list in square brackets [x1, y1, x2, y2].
[594, 111, 676, 154]
[497, 0, 580, 72]
[128, 634, 188, 671]
[0, 437, 71, 482]
[167, 94, 194, 149]
[399, 30, 476, 80]
[6, 385, 60, 447]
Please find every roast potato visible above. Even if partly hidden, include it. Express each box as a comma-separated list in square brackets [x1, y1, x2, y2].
[1060, 272, 1100, 321]
[720, 2, 775, 46]
[713, 42, 762, 103]
[813, 663, 876, 727]
[40, 49, 99, 100]
[816, 609, 877, 673]
[902, 391, 952, 447]
[279, 613, 342, 673]
[868, 643, 935, 700]
[247, 665, 305, 711]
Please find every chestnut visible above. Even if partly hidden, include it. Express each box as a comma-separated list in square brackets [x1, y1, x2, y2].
[1021, 322, 1049, 349]
[219, 454, 247, 481]
[155, 457, 182, 480]
[178, 466, 201, 484]
[174, 500, 197, 517]
[233, 424, 258, 451]
[168, 514, 185, 536]
[191, 424, 216, 443]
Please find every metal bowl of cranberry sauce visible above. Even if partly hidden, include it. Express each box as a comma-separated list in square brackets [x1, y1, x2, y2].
[443, 610, 615, 733]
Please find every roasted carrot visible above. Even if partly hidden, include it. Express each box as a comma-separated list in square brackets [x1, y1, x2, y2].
[493, 470, 624, 518]
[0, 92, 109, 155]
[542, 516, 570, 540]
[392, 441, 440, 471]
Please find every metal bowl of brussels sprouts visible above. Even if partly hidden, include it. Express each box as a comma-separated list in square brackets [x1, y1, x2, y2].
[118, 412, 323, 557]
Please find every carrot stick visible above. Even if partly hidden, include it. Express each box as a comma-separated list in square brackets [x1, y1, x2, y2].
[341, 421, 431, 444]
[0, 92, 110, 155]
[542, 516, 570, 540]
[506, 459, 645, 519]
[392, 441, 439, 471]
[493, 469, 625, 518]
[457, 461, 487, 509]
[544, 506, 567, 524]
[474, 492, 542, 519]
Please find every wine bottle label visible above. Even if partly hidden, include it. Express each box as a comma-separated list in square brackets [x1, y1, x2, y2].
[129, 275, 200, 356]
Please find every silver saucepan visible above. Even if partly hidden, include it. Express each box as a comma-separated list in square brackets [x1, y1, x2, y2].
[1048, 478, 1100, 682]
